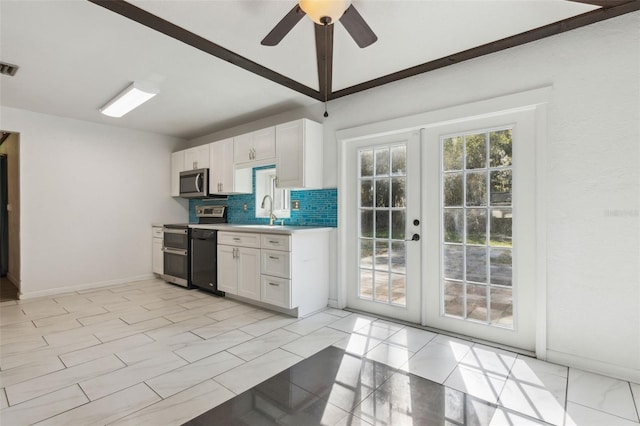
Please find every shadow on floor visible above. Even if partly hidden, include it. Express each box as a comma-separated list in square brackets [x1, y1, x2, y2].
[0, 275, 19, 302]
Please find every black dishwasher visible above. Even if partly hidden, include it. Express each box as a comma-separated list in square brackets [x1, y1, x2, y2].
[191, 228, 224, 296]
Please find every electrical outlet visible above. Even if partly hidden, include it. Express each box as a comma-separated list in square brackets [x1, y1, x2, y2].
[243, 203, 248, 212]
[292, 200, 300, 210]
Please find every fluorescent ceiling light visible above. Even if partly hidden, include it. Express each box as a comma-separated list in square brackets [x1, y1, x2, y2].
[100, 82, 159, 118]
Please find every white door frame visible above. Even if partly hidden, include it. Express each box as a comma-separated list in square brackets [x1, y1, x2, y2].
[337, 87, 550, 357]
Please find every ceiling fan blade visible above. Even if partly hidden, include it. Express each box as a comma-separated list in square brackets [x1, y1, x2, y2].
[339, 4, 377, 48]
[314, 23, 334, 101]
[261, 5, 306, 46]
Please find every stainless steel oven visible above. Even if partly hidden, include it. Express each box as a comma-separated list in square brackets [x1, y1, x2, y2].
[162, 225, 190, 287]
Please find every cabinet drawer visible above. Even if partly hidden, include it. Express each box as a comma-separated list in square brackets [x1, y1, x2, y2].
[261, 250, 291, 279]
[152, 226, 163, 238]
[218, 231, 261, 248]
[261, 275, 291, 309]
[261, 234, 291, 251]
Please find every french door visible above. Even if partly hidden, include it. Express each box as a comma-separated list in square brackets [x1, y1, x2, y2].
[345, 132, 422, 323]
[345, 110, 536, 350]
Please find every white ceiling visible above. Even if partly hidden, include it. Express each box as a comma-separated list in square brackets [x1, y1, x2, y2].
[0, 0, 601, 139]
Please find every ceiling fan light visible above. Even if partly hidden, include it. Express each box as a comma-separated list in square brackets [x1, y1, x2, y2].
[299, 0, 351, 25]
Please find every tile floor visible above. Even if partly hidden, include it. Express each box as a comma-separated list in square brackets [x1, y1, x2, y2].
[0, 278, 638, 425]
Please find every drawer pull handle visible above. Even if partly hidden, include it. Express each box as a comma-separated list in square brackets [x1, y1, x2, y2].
[268, 240, 279, 244]
[232, 238, 241, 241]
[268, 256, 279, 260]
[268, 282, 280, 287]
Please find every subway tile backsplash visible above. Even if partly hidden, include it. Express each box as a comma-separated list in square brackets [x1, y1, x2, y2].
[189, 168, 337, 227]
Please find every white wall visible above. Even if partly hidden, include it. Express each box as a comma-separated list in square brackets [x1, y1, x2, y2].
[189, 12, 640, 381]
[0, 106, 189, 298]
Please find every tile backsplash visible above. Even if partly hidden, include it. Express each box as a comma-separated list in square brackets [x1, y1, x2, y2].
[189, 168, 337, 227]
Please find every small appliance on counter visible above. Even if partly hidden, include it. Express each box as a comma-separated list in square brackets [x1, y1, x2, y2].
[190, 205, 227, 296]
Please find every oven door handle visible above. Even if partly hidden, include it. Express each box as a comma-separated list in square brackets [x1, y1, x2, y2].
[163, 228, 188, 235]
[163, 248, 188, 256]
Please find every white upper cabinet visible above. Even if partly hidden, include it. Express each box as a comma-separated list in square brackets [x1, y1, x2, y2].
[209, 138, 249, 194]
[234, 127, 276, 165]
[184, 145, 210, 170]
[170, 151, 185, 197]
[275, 119, 323, 189]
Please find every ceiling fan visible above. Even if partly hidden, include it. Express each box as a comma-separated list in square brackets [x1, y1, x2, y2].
[261, 0, 377, 105]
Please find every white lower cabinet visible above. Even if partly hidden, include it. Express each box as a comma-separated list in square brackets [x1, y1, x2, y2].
[152, 226, 163, 275]
[217, 232, 261, 301]
[217, 229, 330, 317]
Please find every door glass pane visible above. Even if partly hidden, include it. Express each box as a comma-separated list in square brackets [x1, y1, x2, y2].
[360, 150, 374, 177]
[465, 133, 487, 169]
[359, 269, 373, 300]
[444, 281, 464, 317]
[444, 209, 463, 243]
[375, 148, 389, 176]
[375, 240, 389, 271]
[375, 211, 389, 238]
[391, 146, 406, 175]
[358, 144, 408, 308]
[360, 180, 373, 207]
[444, 173, 463, 206]
[441, 128, 514, 327]
[361, 210, 373, 238]
[443, 137, 463, 171]
[391, 210, 405, 240]
[490, 170, 512, 206]
[490, 247, 512, 286]
[376, 179, 389, 207]
[360, 239, 373, 269]
[466, 172, 487, 206]
[375, 272, 390, 303]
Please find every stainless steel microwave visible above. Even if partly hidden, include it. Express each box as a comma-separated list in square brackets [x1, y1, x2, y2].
[179, 168, 209, 198]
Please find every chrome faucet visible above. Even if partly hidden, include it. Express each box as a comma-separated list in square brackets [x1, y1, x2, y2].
[261, 194, 277, 225]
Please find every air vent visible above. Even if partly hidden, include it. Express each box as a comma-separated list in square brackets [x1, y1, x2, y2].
[0, 62, 19, 76]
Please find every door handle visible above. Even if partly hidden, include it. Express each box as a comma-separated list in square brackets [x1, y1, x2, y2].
[406, 234, 420, 241]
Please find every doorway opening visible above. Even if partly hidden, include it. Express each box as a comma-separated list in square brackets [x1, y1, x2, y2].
[0, 131, 20, 301]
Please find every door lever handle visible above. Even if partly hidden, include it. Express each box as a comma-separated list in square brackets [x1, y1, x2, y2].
[406, 234, 420, 241]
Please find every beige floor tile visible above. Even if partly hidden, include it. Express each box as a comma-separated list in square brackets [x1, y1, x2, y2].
[281, 326, 349, 358]
[94, 316, 172, 343]
[206, 303, 259, 321]
[0, 357, 66, 388]
[119, 304, 186, 325]
[76, 305, 148, 325]
[384, 326, 437, 353]
[165, 302, 234, 323]
[191, 314, 259, 339]
[141, 295, 201, 310]
[0, 385, 88, 425]
[175, 329, 253, 363]
[178, 296, 227, 310]
[283, 312, 341, 335]
[143, 316, 216, 341]
[364, 341, 415, 369]
[322, 308, 353, 317]
[36, 383, 160, 426]
[59, 333, 154, 367]
[6, 355, 126, 405]
[227, 328, 301, 361]
[110, 379, 234, 426]
[116, 332, 202, 364]
[1, 334, 101, 370]
[0, 387, 8, 409]
[326, 313, 377, 334]
[215, 348, 303, 395]
[43, 318, 127, 346]
[30, 314, 86, 331]
[80, 353, 187, 401]
[0, 336, 48, 357]
[238, 314, 298, 337]
[146, 351, 244, 398]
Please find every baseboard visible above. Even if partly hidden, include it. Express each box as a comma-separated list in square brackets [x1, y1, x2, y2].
[18, 274, 156, 300]
[546, 349, 640, 383]
[327, 298, 340, 309]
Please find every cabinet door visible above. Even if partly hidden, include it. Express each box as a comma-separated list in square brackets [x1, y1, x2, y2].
[217, 245, 238, 294]
[209, 140, 225, 194]
[275, 121, 304, 188]
[252, 127, 276, 161]
[234, 133, 253, 163]
[219, 138, 234, 193]
[171, 151, 185, 197]
[194, 145, 210, 169]
[237, 247, 261, 301]
[152, 237, 163, 274]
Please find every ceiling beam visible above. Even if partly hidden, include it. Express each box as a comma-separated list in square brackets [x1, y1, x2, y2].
[331, 0, 640, 101]
[314, 24, 334, 102]
[87, 0, 323, 101]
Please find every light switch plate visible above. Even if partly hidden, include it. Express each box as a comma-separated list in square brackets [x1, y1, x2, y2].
[292, 200, 300, 210]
